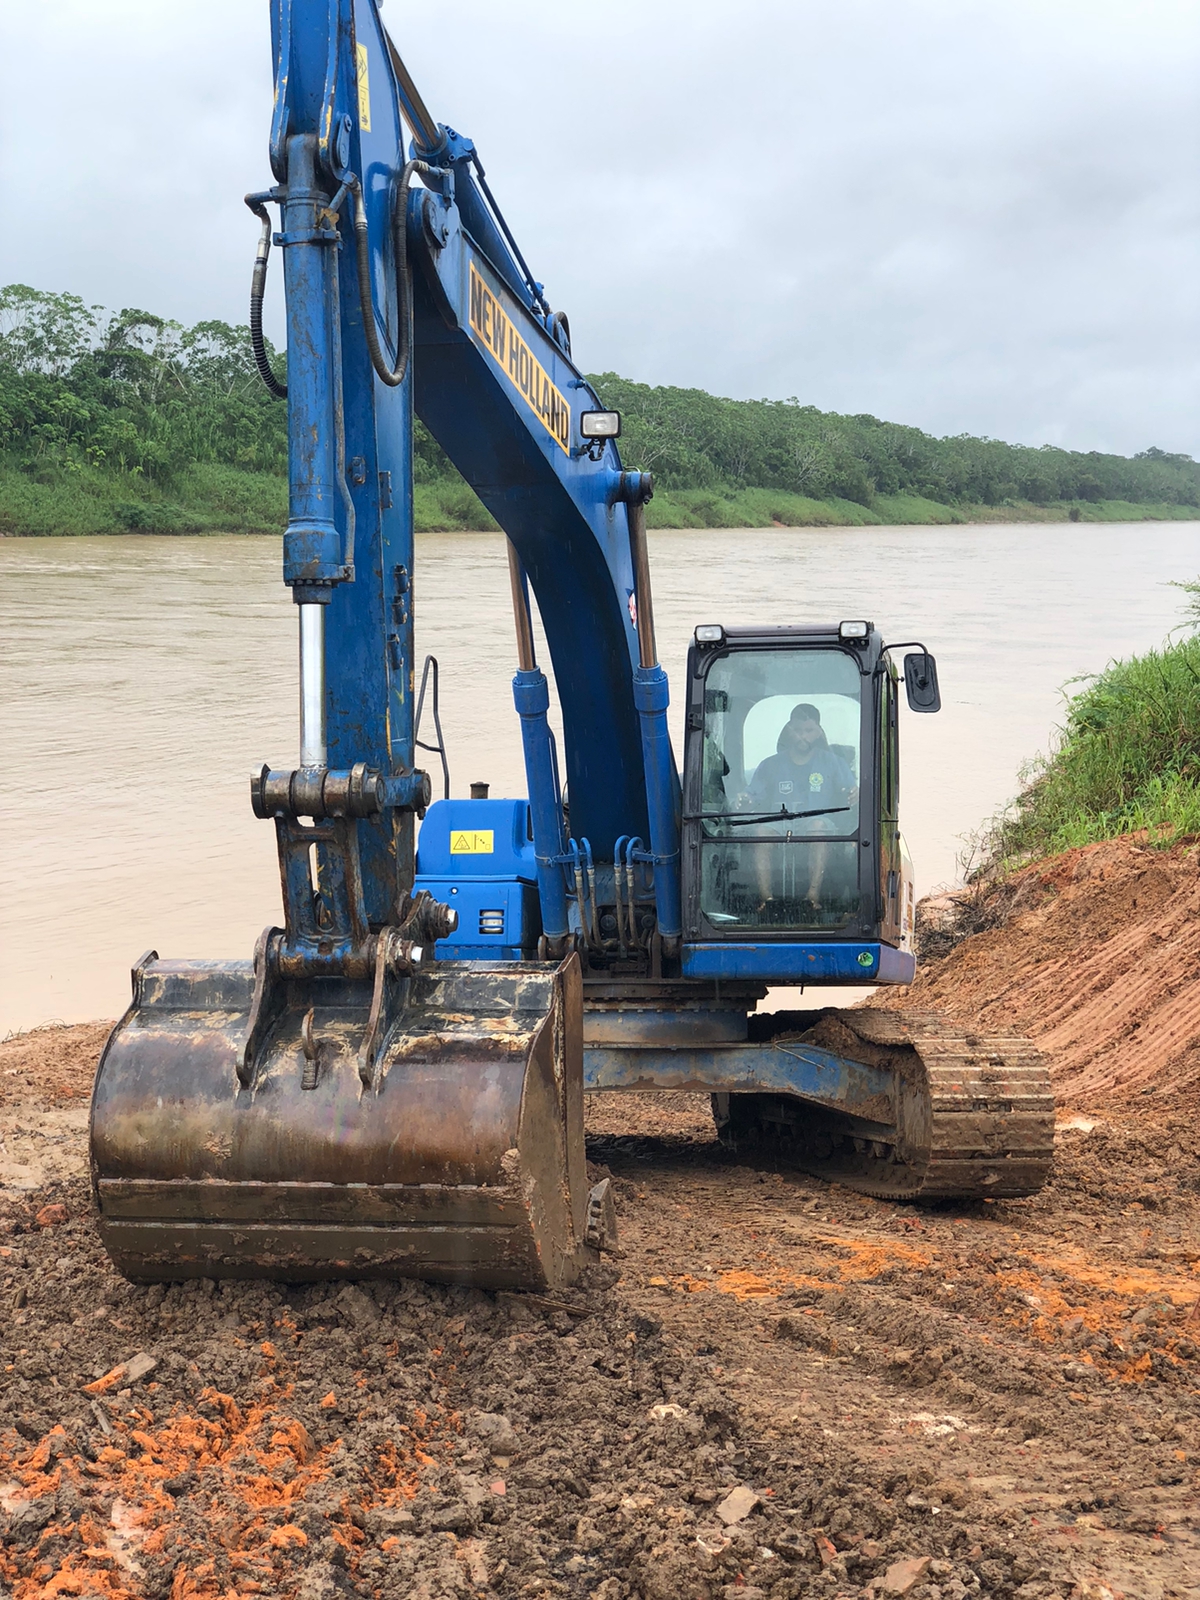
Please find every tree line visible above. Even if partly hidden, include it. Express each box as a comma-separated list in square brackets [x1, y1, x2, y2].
[1, 284, 1195, 532]
[592, 373, 1199, 510]
[0, 284, 287, 487]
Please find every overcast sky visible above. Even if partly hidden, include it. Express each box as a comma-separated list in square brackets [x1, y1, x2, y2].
[2, 0, 1196, 456]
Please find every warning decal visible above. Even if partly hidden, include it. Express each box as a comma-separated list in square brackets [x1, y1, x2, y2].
[468, 262, 571, 453]
[450, 829, 495, 855]
[356, 42, 371, 131]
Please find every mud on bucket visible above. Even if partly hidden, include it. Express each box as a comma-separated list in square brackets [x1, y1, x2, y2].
[90, 952, 608, 1291]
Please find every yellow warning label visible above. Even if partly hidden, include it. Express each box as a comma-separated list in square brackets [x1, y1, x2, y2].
[450, 829, 495, 855]
[356, 42, 371, 131]
[469, 262, 570, 453]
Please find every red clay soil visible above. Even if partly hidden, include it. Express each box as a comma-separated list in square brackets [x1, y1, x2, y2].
[890, 835, 1200, 1111]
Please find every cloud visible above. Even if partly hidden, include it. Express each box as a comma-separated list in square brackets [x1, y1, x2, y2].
[1, 0, 1195, 454]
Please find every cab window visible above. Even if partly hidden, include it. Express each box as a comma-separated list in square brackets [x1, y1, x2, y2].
[695, 648, 862, 932]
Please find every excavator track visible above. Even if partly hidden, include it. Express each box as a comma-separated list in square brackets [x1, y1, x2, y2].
[717, 1008, 1055, 1202]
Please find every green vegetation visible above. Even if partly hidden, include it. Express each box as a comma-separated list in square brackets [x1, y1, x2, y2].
[980, 611, 1200, 870]
[1, 284, 1197, 536]
[594, 374, 1200, 529]
[639, 487, 1197, 530]
[0, 284, 290, 534]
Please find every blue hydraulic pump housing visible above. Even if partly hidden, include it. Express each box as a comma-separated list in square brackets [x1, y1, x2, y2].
[414, 798, 542, 959]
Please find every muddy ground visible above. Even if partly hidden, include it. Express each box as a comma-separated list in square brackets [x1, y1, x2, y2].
[2, 1038, 1197, 1600]
[3, 840, 1200, 1600]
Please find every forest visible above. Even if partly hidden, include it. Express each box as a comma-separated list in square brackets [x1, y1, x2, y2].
[1, 283, 1196, 535]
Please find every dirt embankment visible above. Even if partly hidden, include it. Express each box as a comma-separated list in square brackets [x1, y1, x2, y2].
[896, 835, 1200, 1110]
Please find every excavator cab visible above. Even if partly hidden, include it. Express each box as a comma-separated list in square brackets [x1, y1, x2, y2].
[679, 621, 934, 971]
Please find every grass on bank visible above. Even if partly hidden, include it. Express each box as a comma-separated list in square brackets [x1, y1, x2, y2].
[3, 459, 1195, 539]
[0, 461, 502, 537]
[643, 488, 1199, 530]
[980, 619, 1200, 872]
[0, 462, 288, 536]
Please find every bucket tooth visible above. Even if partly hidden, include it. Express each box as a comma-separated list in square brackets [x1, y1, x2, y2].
[90, 954, 597, 1290]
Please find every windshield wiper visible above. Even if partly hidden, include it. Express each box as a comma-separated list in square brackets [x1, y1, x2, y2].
[685, 805, 851, 828]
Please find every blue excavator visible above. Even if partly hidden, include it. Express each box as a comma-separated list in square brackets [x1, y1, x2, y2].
[90, 0, 1053, 1291]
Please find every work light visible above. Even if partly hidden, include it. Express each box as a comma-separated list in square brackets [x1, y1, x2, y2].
[579, 410, 621, 439]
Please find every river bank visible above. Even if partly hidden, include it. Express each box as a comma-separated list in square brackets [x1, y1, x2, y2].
[1, 462, 1196, 537]
[7, 287, 1197, 542]
[897, 833, 1200, 1111]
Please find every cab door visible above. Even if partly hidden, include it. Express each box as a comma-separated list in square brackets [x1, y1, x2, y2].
[878, 664, 903, 945]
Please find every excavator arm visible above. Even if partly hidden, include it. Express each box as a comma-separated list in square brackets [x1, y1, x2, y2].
[263, 0, 680, 941]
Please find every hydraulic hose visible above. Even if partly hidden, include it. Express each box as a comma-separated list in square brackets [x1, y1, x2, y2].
[247, 202, 288, 399]
[352, 160, 432, 388]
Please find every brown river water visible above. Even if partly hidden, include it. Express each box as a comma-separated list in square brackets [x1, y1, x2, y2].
[4, 521, 1198, 1031]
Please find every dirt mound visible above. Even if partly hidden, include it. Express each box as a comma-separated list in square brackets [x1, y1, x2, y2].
[1, 1021, 111, 1106]
[888, 836, 1200, 1110]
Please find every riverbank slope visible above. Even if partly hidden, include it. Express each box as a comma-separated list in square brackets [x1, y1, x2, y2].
[896, 833, 1200, 1111]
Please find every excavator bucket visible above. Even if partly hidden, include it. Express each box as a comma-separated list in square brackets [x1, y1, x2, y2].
[90, 951, 600, 1290]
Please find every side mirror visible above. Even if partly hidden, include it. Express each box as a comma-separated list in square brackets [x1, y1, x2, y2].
[903, 651, 941, 713]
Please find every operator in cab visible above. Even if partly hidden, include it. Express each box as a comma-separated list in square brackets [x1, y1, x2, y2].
[746, 703, 854, 817]
[743, 703, 855, 913]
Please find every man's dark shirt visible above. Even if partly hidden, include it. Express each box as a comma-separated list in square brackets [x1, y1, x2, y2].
[748, 745, 853, 834]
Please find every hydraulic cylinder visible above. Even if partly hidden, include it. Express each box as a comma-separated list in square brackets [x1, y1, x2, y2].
[512, 669, 571, 943]
[632, 664, 682, 943]
[279, 134, 346, 599]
